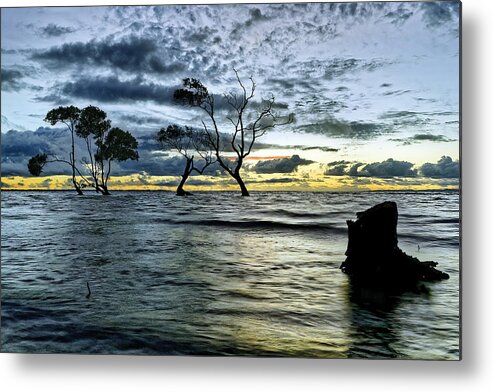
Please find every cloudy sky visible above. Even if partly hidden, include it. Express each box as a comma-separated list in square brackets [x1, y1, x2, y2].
[1, 1, 460, 191]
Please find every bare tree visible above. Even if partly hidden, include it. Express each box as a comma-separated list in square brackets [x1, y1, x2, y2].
[157, 124, 215, 196]
[174, 70, 292, 196]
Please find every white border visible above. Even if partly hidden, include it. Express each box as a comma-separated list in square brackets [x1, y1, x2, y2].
[2, 1, 492, 391]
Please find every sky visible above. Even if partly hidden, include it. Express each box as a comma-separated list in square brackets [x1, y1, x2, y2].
[1, 1, 460, 191]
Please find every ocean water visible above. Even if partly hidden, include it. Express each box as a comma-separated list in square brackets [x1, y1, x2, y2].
[0, 190, 460, 359]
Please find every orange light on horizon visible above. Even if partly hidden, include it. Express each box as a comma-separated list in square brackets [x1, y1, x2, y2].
[244, 155, 292, 161]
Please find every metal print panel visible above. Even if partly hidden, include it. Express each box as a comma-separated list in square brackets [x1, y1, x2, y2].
[0, 1, 461, 359]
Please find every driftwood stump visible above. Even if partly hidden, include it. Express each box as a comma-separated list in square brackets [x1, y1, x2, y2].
[340, 201, 449, 287]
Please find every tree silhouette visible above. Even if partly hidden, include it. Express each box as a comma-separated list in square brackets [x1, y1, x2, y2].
[76, 106, 139, 195]
[156, 124, 215, 196]
[28, 106, 92, 193]
[41, 106, 90, 194]
[27, 152, 91, 189]
[28, 105, 139, 195]
[27, 153, 48, 177]
[96, 127, 139, 193]
[174, 70, 291, 196]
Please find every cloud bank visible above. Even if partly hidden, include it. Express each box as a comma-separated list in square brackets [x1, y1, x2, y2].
[325, 156, 459, 179]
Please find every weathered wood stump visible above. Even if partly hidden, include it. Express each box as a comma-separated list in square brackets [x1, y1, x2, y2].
[340, 201, 449, 288]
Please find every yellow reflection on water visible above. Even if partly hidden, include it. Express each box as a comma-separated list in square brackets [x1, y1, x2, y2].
[174, 229, 354, 357]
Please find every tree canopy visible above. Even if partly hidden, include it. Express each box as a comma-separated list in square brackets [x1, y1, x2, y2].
[27, 153, 48, 177]
[28, 105, 139, 195]
[156, 124, 215, 196]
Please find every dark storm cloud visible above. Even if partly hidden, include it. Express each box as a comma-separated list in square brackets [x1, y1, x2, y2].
[33, 93, 70, 105]
[378, 110, 458, 129]
[2, 65, 43, 93]
[296, 95, 346, 114]
[390, 133, 457, 145]
[1, 127, 76, 176]
[380, 112, 426, 129]
[268, 78, 296, 90]
[230, 7, 272, 39]
[39, 23, 76, 37]
[324, 160, 352, 176]
[421, 1, 460, 28]
[325, 159, 417, 178]
[59, 76, 179, 105]
[291, 57, 393, 82]
[298, 118, 388, 139]
[117, 113, 165, 126]
[1, 128, 61, 158]
[326, 157, 460, 179]
[379, 111, 420, 119]
[1, 48, 17, 54]
[358, 158, 417, 178]
[118, 154, 185, 176]
[48, 75, 230, 109]
[183, 26, 219, 44]
[31, 35, 185, 75]
[419, 156, 459, 178]
[347, 162, 365, 176]
[382, 89, 411, 96]
[298, 146, 339, 152]
[245, 142, 338, 153]
[385, 5, 414, 25]
[252, 155, 314, 174]
[323, 58, 391, 80]
[1, 68, 25, 92]
[0, 125, 218, 178]
[119, 150, 224, 177]
[249, 99, 290, 111]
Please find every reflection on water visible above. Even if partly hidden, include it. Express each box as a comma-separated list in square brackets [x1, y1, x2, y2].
[1, 191, 459, 358]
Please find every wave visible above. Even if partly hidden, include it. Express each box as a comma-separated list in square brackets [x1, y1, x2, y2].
[156, 217, 348, 234]
[398, 232, 460, 246]
[429, 218, 460, 224]
[256, 208, 331, 219]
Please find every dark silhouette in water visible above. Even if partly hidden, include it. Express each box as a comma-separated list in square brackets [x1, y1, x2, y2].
[173, 70, 292, 196]
[86, 281, 91, 299]
[44, 106, 85, 195]
[156, 124, 215, 196]
[76, 106, 139, 195]
[340, 201, 449, 290]
[27, 105, 139, 196]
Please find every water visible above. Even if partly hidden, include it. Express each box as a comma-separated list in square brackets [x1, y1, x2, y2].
[1, 190, 460, 359]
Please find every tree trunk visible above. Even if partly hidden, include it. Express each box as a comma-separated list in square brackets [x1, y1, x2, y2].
[71, 167, 83, 195]
[177, 159, 193, 196]
[74, 183, 83, 195]
[233, 173, 249, 196]
[71, 168, 83, 195]
[99, 184, 111, 195]
[70, 127, 80, 195]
